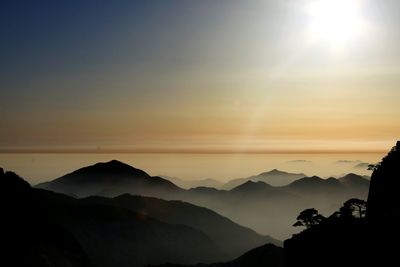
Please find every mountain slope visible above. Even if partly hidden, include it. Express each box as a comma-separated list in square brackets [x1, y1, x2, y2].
[1, 169, 93, 267]
[36, 160, 182, 198]
[162, 176, 224, 189]
[222, 169, 306, 189]
[36, 161, 370, 240]
[4, 168, 228, 267]
[285, 141, 400, 267]
[37, 189, 225, 267]
[148, 244, 284, 267]
[80, 194, 280, 259]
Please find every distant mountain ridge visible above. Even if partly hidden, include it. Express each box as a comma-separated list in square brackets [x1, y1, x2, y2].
[222, 169, 307, 189]
[162, 176, 224, 189]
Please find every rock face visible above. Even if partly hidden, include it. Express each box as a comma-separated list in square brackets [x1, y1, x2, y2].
[367, 141, 400, 225]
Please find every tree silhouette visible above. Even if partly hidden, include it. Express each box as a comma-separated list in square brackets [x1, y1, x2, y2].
[368, 164, 380, 171]
[340, 198, 367, 219]
[293, 208, 325, 228]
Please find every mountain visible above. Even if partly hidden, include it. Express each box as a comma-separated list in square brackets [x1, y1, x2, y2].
[186, 174, 369, 239]
[162, 176, 224, 189]
[230, 180, 273, 193]
[37, 189, 224, 267]
[339, 173, 370, 188]
[282, 176, 342, 194]
[284, 141, 400, 267]
[282, 174, 369, 198]
[37, 161, 370, 240]
[367, 140, 400, 224]
[229, 181, 299, 201]
[148, 244, 284, 267]
[36, 160, 182, 198]
[1, 169, 92, 267]
[222, 169, 307, 189]
[179, 181, 304, 240]
[4, 169, 234, 267]
[80, 194, 280, 258]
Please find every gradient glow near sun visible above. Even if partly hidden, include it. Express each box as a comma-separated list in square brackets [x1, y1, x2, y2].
[306, 0, 365, 47]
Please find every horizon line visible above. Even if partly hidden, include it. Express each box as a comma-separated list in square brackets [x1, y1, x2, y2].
[0, 148, 387, 154]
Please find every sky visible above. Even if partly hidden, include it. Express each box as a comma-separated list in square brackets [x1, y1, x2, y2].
[1, 0, 400, 153]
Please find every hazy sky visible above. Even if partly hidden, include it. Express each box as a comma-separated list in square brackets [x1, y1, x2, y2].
[1, 0, 399, 153]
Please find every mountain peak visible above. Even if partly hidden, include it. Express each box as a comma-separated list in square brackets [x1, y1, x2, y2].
[35, 161, 181, 197]
[68, 160, 150, 178]
[262, 169, 286, 175]
[339, 173, 369, 186]
[341, 173, 363, 180]
[231, 180, 272, 193]
[256, 169, 306, 179]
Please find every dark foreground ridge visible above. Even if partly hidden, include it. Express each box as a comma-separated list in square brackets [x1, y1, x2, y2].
[146, 244, 283, 267]
[284, 141, 400, 267]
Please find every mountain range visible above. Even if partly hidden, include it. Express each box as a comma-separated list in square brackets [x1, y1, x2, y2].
[79, 194, 280, 258]
[35, 160, 370, 239]
[221, 169, 307, 189]
[161, 176, 224, 189]
[3, 167, 279, 267]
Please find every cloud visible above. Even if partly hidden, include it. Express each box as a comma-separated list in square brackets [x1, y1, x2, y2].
[335, 160, 362, 164]
[286, 160, 312, 163]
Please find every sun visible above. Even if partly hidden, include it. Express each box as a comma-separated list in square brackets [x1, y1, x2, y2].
[306, 0, 365, 47]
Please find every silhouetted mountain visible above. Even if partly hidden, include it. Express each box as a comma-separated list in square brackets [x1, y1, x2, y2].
[222, 169, 307, 189]
[1, 169, 92, 267]
[282, 174, 369, 198]
[181, 181, 304, 239]
[37, 161, 371, 240]
[231, 180, 273, 193]
[339, 173, 370, 188]
[200, 174, 369, 239]
[367, 140, 400, 225]
[80, 194, 280, 258]
[284, 141, 400, 267]
[3, 169, 236, 267]
[229, 180, 299, 201]
[147, 244, 283, 267]
[162, 176, 224, 189]
[283, 176, 341, 194]
[36, 189, 224, 267]
[284, 213, 371, 267]
[36, 160, 182, 198]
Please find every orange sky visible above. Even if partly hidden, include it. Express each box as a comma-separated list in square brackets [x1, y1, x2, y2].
[1, 0, 399, 153]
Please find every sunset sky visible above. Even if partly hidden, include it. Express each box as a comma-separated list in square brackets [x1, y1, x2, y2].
[1, 0, 399, 153]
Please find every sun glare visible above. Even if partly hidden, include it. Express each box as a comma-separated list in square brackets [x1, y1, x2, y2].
[307, 0, 365, 47]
